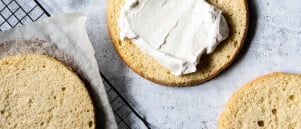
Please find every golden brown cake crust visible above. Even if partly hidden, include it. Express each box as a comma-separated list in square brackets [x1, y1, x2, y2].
[0, 54, 95, 129]
[218, 73, 301, 129]
[107, 0, 249, 86]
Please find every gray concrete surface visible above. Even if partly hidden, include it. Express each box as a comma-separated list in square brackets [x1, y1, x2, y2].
[40, 0, 301, 128]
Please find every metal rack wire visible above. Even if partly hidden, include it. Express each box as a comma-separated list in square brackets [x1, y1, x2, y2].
[0, 0, 151, 129]
[102, 73, 150, 129]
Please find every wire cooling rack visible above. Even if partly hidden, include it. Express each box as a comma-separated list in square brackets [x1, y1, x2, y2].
[0, 0, 151, 129]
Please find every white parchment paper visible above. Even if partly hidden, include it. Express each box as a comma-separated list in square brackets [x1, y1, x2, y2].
[0, 13, 117, 129]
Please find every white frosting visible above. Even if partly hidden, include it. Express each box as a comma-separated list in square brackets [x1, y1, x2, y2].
[119, 0, 229, 76]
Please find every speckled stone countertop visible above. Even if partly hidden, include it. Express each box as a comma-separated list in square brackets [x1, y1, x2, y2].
[40, 0, 301, 128]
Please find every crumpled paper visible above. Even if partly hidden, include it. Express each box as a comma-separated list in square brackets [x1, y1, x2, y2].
[0, 13, 117, 129]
